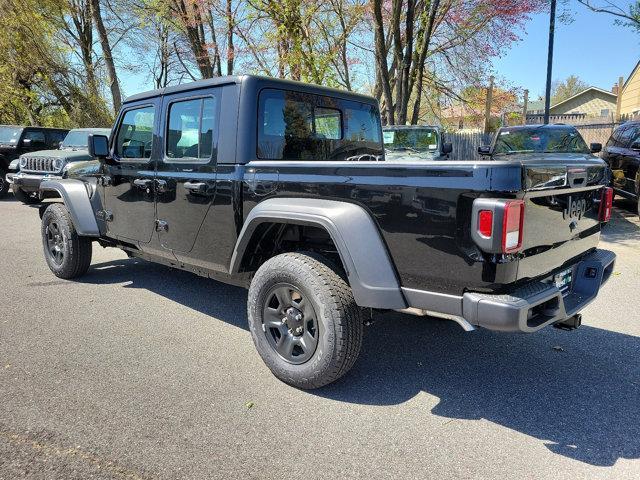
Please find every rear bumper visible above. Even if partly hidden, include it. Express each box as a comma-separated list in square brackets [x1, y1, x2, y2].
[462, 249, 616, 332]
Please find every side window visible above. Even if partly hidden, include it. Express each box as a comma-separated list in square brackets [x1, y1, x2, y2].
[115, 106, 155, 159]
[628, 126, 640, 147]
[23, 130, 46, 147]
[47, 131, 66, 148]
[608, 125, 626, 148]
[166, 96, 219, 161]
[257, 88, 381, 161]
[619, 125, 637, 147]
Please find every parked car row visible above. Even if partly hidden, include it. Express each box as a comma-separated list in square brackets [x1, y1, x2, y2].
[0, 75, 616, 389]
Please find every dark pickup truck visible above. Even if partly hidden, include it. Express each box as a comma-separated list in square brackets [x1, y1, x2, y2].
[37, 76, 615, 389]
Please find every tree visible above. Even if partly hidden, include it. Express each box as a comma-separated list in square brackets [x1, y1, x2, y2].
[0, 0, 113, 127]
[89, 0, 123, 113]
[369, 0, 547, 125]
[577, 1, 640, 33]
[551, 75, 589, 104]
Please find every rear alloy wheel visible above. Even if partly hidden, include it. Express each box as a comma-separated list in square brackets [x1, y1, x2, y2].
[12, 186, 40, 205]
[248, 252, 363, 389]
[41, 203, 92, 279]
[262, 284, 320, 365]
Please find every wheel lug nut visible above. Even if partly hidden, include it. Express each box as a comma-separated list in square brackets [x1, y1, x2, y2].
[295, 314, 302, 321]
[295, 327, 303, 334]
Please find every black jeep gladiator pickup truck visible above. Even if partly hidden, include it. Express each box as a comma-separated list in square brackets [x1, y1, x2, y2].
[37, 76, 615, 389]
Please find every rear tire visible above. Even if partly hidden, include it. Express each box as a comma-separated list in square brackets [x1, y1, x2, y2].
[247, 252, 363, 389]
[12, 185, 40, 205]
[41, 203, 92, 279]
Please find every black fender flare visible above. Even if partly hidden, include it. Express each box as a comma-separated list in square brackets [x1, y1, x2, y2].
[230, 198, 407, 309]
[39, 179, 101, 237]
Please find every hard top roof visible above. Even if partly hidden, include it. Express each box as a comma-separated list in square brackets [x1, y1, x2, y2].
[124, 75, 377, 104]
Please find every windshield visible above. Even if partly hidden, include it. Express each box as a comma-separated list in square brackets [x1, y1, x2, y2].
[383, 128, 439, 154]
[493, 127, 590, 155]
[0, 127, 22, 144]
[61, 130, 93, 148]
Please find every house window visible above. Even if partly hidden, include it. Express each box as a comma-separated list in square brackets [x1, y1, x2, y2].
[600, 109, 610, 117]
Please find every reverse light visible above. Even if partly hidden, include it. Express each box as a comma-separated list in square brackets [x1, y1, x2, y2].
[478, 210, 493, 237]
[599, 187, 613, 222]
[502, 200, 525, 253]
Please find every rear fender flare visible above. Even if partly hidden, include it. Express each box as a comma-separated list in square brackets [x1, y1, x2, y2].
[230, 198, 407, 309]
[39, 179, 101, 236]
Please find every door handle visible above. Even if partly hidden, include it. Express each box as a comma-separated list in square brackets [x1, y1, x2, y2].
[184, 181, 208, 195]
[133, 178, 153, 190]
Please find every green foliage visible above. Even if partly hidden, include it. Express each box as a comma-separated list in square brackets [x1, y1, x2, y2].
[0, 0, 113, 127]
[551, 75, 589, 105]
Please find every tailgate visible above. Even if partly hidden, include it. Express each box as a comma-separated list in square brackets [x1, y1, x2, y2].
[516, 162, 608, 281]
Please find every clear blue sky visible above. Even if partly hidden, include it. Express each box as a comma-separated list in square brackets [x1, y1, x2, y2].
[121, 2, 640, 99]
[493, 2, 640, 99]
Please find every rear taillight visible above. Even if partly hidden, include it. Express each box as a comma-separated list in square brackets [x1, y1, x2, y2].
[502, 200, 525, 253]
[599, 187, 613, 222]
[478, 210, 493, 237]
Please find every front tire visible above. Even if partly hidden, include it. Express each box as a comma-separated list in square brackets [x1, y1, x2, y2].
[247, 252, 363, 389]
[12, 185, 40, 205]
[41, 203, 92, 279]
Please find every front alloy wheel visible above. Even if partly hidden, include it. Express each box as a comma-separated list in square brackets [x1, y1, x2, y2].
[45, 220, 65, 266]
[41, 203, 92, 279]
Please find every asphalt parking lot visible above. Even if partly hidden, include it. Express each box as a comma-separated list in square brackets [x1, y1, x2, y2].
[0, 196, 639, 479]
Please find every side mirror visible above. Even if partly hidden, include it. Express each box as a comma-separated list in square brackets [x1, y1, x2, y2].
[58, 141, 63, 149]
[88, 134, 110, 159]
[631, 142, 640, 151]
[590, 143, 602, 153]
[477, 145, 491, 155]
[441, 142, 453, 155]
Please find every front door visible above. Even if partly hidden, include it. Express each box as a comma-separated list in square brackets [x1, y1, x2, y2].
[102, 100, 159, 243]
[155, 91, 221, 253]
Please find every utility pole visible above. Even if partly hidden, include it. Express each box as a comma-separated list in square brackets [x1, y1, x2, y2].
[522, 89, 529, 125]
[484, 75, 495, 134]
[615, 76, 624, 122]
[543, 0, 556, 125]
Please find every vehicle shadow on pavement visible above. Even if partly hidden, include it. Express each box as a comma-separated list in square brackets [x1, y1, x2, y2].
[80, 258, 639, 468]
[602, 200, 640, 245]
[322, 313, 640, 468]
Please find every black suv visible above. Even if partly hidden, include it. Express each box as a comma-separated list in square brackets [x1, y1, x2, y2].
[0, 125, 69, 198]
[602, 121, 640, 216]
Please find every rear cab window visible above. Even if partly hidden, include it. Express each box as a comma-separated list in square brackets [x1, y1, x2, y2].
[257, 88, 382, 161]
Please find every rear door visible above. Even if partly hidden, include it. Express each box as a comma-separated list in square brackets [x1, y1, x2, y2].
[155, 89, 221, 253]
[102, 100, 160, 243]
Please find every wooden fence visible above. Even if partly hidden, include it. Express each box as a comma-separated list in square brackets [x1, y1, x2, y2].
[446, 132, 493, 160]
